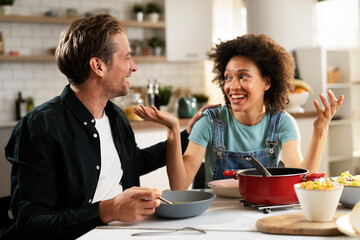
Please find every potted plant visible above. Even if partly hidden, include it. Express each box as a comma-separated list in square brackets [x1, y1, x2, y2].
[145, 2, 161, 22]
[158, 85, 172, 111]
[192, 93, 209, 110]
[0, 0, 15, 15]
[148, 37, 164, 56]
[132, 3, 144, 22]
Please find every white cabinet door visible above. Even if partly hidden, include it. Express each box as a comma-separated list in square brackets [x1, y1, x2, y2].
[165, 0, 212, 61]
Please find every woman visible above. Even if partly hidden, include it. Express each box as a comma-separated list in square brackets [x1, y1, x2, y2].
[134, 34, 344, 190]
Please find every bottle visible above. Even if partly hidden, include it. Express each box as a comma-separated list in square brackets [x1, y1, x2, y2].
[27, 96, 34, 113]
[153, 79, 161, 110]
[15, 92, 27, 120]
[0, 32, 4, 55]
[145, 79, 155, 107]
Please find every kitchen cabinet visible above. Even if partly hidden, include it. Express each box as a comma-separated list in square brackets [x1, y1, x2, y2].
[295, 47, 360, 176]
[165, 0, 242, 62]
[164, 0, 212, 61]
[0, 15, 166, 63]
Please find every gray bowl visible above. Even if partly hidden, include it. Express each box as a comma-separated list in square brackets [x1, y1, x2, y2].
[340, 185, 360, 208]
[155, 191, 215, 218]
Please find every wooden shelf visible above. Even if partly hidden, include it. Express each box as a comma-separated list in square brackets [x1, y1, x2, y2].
[0, 55, 55, 62]
[0, 15, 165, 29]
[289, 111, 317, 119]
[327, 83, 352, 89]
[328, 155, 354, 163]
[329, 118, 352, 126]
[0, 55, 167, 63]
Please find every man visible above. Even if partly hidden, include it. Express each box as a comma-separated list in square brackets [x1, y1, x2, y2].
[3, 14, 206, 239]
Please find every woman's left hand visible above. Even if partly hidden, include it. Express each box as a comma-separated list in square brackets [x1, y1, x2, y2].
[133, 105, 179, 131]
[313, 89, 344, 133]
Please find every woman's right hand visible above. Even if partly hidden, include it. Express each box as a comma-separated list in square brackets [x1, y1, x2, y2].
[133, 105, 179, 131]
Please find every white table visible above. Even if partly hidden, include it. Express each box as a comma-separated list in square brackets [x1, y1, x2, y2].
[77, 193, 356, 240]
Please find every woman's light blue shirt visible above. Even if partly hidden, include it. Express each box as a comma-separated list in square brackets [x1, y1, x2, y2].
[189, 105, 300, 183]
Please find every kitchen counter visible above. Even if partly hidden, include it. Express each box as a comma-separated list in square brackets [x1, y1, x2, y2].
[77, 192, 355, 240]
[129, 111, 318, 130]
[0, 111, 317, 130]
[130, 118, 191, 129]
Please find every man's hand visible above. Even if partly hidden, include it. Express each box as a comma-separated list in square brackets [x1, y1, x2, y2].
[186, 104, 221, 134]
[99, 187, 161, 223]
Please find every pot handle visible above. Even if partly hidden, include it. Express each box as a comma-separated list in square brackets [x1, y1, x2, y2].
[223, 170, 238, 179]
[303, 172, 325, 181]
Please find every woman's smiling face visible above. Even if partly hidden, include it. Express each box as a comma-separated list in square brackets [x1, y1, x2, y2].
[224, 55, 271, 113]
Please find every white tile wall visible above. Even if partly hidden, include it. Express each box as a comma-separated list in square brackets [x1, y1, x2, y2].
[0, 0, 206, 122]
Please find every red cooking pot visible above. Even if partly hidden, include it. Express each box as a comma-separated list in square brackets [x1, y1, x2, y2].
[223, 156, 325, 205]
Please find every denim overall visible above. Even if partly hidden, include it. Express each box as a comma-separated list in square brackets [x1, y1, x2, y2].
[208, 108, 285, 180]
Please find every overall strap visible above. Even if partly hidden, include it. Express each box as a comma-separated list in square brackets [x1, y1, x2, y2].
[209, 108, 226, 152]
[266, 111, 284, 145]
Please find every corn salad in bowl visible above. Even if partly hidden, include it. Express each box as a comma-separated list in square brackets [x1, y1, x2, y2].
[330, 171, 360, 208]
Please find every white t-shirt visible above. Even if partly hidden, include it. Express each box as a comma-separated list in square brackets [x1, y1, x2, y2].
[92, 111, 123, 203]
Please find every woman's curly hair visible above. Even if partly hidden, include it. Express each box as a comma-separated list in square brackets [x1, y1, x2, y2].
[207, 34, 295, 113]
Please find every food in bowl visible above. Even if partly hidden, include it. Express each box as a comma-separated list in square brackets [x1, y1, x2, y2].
[155, 191, 215, 219]
[330, 171, 360, 208]
[207, 179, 241, 198]
[331, 171, 360, 186]
[294, 181, 343, 222]
[299, 180, 335, 190]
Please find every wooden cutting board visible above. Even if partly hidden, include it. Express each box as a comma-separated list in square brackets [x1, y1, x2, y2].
[256, 212, 345, 236]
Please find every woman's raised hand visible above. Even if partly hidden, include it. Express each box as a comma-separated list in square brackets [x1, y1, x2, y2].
[313, 89, 344, 133]
[133, 105, 180, 131]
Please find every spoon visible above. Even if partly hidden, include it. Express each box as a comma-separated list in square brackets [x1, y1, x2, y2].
[244, 155, 272, 177]
[159, 196, 173, 204]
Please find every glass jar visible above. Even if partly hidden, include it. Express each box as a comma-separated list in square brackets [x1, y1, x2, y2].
[115, 90, 144, 121]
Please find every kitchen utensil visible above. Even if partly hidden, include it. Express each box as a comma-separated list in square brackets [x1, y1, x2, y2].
[256, 212, 345, 236]
[223, 155, 325, 205]
[159, 196, 172, 204]
[154, 191, 215, 218]
[244, 155, 272, 177]
[207, 179, 241, 198]
[131, 227, 206, 236]
[178, 95, 198, 118]
[294, 182, 343, 222]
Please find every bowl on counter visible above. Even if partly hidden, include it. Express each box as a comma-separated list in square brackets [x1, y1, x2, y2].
[340, 186, 360, 208]
[294, 182, 343, 222]
[208, 179, 241, 198]
[155, 191, 215, 219]
[330, 173, 360, 208]
[286, 92, 310, 113]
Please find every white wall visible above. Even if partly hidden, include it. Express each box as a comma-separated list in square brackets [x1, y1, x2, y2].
[0, 0, 206, 122]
